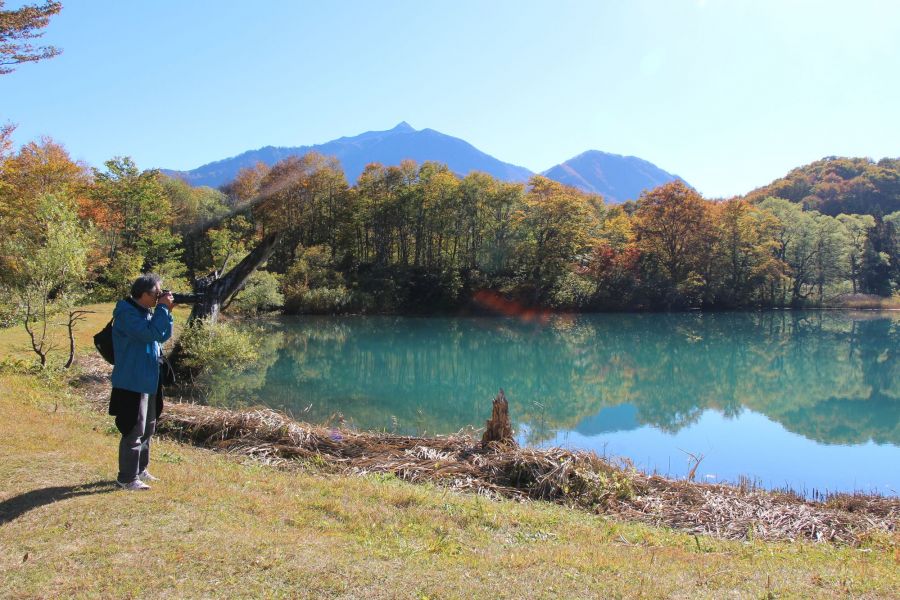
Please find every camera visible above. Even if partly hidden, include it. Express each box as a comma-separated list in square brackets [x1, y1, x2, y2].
[160, 289, 203, 304]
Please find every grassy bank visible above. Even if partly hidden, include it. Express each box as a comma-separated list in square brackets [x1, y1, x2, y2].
[824, 293, 900, 310]
[1, 309, 899, 597]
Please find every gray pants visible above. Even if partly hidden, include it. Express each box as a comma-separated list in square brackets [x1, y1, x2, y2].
[117, 393, 157, 484]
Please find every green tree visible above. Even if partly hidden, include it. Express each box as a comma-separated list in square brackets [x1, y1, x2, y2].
[94, 157, 181, 259]
[87, 157, 186, 298]
[229, 269, 283, 315]
[811, 214, 849, 303]
[759, 198, 848, 305]
[883, 211, 900, 291]
[478, 181, 523, 275]
[836, 213, 875, 294]
[7, 194, 90, 367]
[708, 199, 782, 307]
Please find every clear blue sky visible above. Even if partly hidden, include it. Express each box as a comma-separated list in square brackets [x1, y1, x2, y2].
[2, 0, 898, 198]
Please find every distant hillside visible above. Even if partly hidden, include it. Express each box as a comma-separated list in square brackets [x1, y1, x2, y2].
[541, 150, 685, 204]
[744, 156, 900, 216]
[162, 122, 534, 188]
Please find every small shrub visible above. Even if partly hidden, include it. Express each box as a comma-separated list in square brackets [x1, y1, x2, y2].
[550, 272, 595, 309]
[287, 285, 354, 314]
[231, 270, 284, 315]
[178, 319, 259, 374]
[0, 356, 41, 375]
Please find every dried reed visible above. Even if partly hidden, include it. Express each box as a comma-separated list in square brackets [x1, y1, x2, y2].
[157, 402, 899, 546]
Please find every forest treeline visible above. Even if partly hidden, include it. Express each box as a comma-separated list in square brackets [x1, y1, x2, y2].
[2, 135, 900, 335]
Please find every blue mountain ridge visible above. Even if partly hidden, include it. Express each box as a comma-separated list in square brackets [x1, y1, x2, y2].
[161, 123, 685, 203]
[541, 150, 686, 204]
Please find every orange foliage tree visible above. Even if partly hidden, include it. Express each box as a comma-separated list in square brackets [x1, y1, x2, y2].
[633, 181, 715, 306]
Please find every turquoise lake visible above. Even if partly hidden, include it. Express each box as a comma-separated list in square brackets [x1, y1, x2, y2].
[203, 311, 900, 496]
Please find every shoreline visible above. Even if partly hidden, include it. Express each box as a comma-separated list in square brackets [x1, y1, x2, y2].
[72, 353, 898, 546]
[153, 401, 898, 546]
[7, 366, 900, 598]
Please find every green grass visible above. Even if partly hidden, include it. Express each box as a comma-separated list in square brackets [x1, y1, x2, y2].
[0, 302, 191, 368]
[1, 309, 899, 598]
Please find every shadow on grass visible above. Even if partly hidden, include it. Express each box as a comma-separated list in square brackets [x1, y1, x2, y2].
[0, 481, 117, 526]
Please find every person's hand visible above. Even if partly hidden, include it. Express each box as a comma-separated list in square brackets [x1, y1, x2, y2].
[158, 291, 175, 309]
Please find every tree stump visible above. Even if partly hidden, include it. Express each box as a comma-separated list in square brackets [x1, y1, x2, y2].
[481, 389, 516, 449]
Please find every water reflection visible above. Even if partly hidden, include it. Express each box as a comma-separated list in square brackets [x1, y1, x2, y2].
[204, 311, 899, 450]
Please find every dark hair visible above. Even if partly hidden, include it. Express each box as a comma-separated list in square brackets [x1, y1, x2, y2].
[130, 273, 162, 299]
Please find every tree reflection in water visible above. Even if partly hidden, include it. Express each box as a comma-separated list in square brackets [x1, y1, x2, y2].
[198, 311, 899, 448]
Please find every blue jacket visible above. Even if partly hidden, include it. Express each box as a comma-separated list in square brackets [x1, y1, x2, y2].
[111, 299, 174, 395]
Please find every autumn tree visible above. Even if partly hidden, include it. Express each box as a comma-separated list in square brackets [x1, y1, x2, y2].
[0, 137, 88, 283]
[633, 181, 714, 307]
[356, 162, 402, 266]
[707, 199, 782, 306]
[414, 162, 459, 270]
[0, 122, 14, 157]
[221, 161, 270, 207]
[576, 206, 640, 307]
[0, 137, 88, 235]
[515, 176, 599, 302]
[480, 181, 523, 275]
[0, 0, 62, 74]
[254, 152, 348, 271]
[745, 156, 900, 217]
[160, 176, 236, 278]
[85, 157, 186, 297]
[177, 154, 348, 326]
[162, 177, 230, 232]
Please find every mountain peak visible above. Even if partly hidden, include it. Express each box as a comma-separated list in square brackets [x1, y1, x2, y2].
[542, 151, 684, 203]
[163, 122, 532, 187]
[160, 124, 684, 201]
[391, 121, 415, 133]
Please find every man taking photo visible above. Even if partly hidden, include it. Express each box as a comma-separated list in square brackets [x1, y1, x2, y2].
[109, 274, 175, 491]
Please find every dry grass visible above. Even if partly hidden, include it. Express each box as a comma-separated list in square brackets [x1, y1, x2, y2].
[158, 402, 899, 546]
[826, 293, 900, 310]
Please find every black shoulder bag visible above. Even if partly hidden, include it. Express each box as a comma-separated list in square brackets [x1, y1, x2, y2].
[93, 298, 144, 365]
[94, 318, 116, 364]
